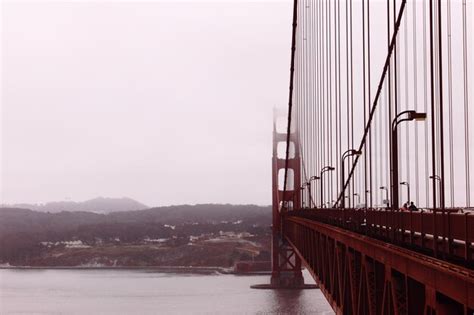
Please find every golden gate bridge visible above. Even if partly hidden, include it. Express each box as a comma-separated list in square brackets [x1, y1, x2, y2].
[263, 0, 473, 313]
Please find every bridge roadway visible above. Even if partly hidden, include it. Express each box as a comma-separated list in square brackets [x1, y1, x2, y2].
[282, 208, 474, 314]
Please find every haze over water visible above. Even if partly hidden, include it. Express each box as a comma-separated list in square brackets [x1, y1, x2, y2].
[0, 269, 333, 314]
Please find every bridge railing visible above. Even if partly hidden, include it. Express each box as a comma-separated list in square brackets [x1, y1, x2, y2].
[289, 208, 474, 266]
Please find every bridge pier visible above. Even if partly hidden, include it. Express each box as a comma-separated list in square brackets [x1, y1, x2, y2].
[270, 235, 304, 287]
[252, 236, 315, 289]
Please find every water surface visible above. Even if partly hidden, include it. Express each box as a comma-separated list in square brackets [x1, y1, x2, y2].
[0, 269, 333, 314]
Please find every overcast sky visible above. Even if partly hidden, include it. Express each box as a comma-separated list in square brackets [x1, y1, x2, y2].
[1, 0, 293, 206]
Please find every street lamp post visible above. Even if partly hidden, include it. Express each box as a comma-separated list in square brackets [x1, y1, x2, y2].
[400, 181, 410, 204]
[391, 110, 427, 211]
[300, 183, 307, 209]
[429, 174, 444, 258]
[307, 175, 320, 208]
[380, 186, 389, 209]
[341, 149, 362, 208]
[320, 166, 335, 208]
[429, 175, 442, 208]
[353, 193, 361, 206]
[365, 190, 371, 209]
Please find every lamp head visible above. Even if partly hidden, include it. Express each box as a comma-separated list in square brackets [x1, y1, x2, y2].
[320, 166, 335, 173]
[408, 111, 427, 121]
[400, 181, 408, 185]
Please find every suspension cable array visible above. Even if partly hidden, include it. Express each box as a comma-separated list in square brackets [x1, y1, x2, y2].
[283, 0, 472, 211]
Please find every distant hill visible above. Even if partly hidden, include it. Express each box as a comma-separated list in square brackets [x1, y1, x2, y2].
[2, 197, 148, 214]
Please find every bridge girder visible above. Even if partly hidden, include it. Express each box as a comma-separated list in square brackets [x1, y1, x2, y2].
[284, 216, 474, 314]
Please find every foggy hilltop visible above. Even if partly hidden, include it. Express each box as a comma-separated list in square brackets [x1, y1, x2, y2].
[1, 197, 149, 214]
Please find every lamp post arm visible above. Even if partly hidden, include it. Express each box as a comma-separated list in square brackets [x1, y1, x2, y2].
[392, 117, 414, 131]
[342, 149, 353, 160]
[394, 110, 416, 122]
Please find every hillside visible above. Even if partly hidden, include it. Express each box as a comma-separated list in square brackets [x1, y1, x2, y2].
[0, 204, 271, 267]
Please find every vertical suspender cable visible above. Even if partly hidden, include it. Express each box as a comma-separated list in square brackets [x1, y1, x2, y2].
[404, 6, 409, 204]
[329, 0, 333, 204]
[367, 0, 373, 209]
[362, 0, 368, 207]
[387, 0, 393, 208]
[336, 1, 342, 207]
[437, 0, 446, 211]
[350, 0, 354, 208]
[316, 0, 321, 204]
[319, 0, 323, 201]
[393, 0, 399, 208]
[413, 0, 420, 206]
[326, 0, 330, 205]
[447, 0, 454, 207]
[345, 0, 350, 208]
[423, 0, 430, 208]
[462, 0, 470, 207]
[429, 0, 438, 214]
[335, 0, 338, 206]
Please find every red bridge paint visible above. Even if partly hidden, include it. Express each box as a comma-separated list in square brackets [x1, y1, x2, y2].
[272, 120, 474, 313]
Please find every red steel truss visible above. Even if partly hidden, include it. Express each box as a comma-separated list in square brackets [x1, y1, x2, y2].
[283, 214, 474, 314]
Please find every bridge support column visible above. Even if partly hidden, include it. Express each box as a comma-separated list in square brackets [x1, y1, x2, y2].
[270, 235, 304, 287]
[252, 114, 316, 290]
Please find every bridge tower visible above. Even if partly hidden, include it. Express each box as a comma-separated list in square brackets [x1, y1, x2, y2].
[270, 116, 304, 287]
[251, 113, 317, 290]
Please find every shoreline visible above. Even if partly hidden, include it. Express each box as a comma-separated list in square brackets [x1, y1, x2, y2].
[0, 265, 272, 276]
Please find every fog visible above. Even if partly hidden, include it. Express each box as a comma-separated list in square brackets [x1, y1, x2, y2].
[1, 0, 473, 208]
[1, 0, 293, 206]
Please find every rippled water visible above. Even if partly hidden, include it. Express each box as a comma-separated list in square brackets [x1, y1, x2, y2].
[0, 269, 333, 314]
